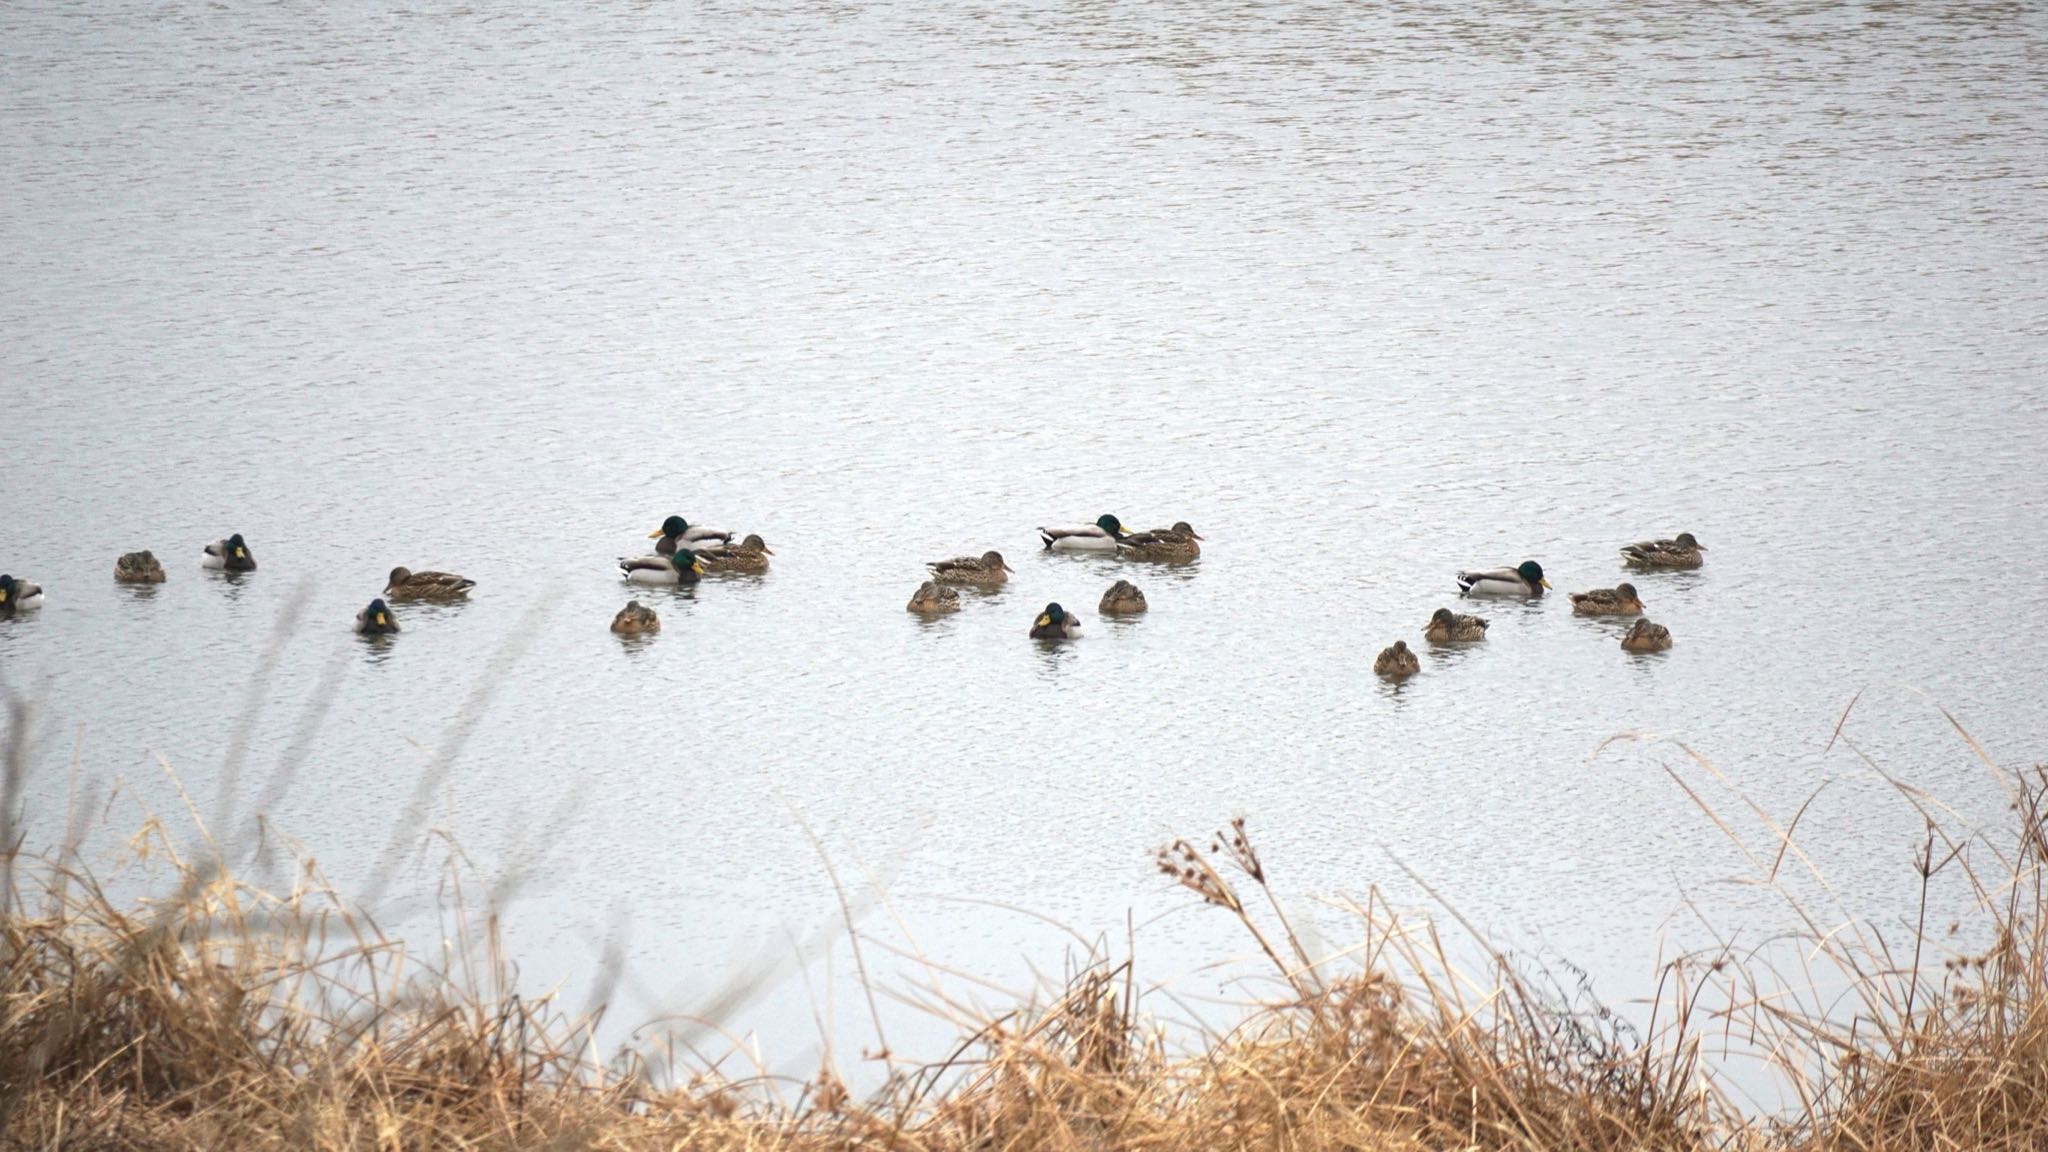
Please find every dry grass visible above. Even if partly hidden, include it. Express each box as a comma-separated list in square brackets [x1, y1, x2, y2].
[3, 702, 2045, 1149]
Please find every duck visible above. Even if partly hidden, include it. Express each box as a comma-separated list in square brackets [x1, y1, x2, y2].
[1621, 533, 1705, 569]
[385, 566, 476, 601]
[697, 534, 773, 574]
[1374, 640, 1420, 679]
[1423, 607, 1488, 643]
[0, 574, 45, 617]
[1568, 582, 1644, 616]
[1038, 515, 1132, 552]
[1456, 560, 1549, 597]
[1029, 601, 1083, 639]
[354, 598, 399, 636]
[611, 600, 660, 635]
[906, 581, 961, 614]
[202, 534, 257, 572]
[1117, 522, 1203, 561]
[1621, 618, 1673, 652]
[648, 515, 733, 556]
[1099, 579, 1148, 614]
[620, 549, 704, 586]
[114, 551, 166, 584]
[927, 550, 1012, 585]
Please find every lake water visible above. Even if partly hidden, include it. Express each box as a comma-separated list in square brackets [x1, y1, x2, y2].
[3, 0, 2045, 1079]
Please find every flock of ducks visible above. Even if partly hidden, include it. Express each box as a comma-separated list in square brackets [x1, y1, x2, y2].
[0, 522, 1704, 672]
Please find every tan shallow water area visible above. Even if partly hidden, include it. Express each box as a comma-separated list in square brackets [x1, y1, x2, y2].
[2, 0, 2044, 1072]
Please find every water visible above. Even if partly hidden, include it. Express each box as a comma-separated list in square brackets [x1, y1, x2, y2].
[4, 0, 2045, 1077]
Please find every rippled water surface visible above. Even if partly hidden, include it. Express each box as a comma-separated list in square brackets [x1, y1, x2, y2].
[4, 0, 2045, 1070]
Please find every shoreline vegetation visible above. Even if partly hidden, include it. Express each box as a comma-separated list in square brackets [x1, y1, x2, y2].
[2, 719, 2044, 1149]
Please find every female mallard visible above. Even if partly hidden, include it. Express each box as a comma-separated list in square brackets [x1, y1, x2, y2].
[114, 551, 166, 584]
[928, 550, 1012, 585]
[1423, 607, 1488, 642]
[1621, 533, 1704, 569]
[354, 597, 399, 636]
[1374, 640, 1420, 679]
[1456, 560, 1549, 597]
[1568, 582, 1643, 616]
[1621, 618, 1672, 652]
[698, 534, 773, 574]
[0, 574, 45, 617]
[649, 515, 733, 555]
[1117, 522, 1203, 561]
[611, 600, 660, 635]
[1099, 579, 1147, 614]
[202, 534, 257, 572]
[621, 549, 704, 586]
[906, 580, 960, 614]
[1038, 515, 1131, 552]
[1029, 601, 1082, 639]
[385, 566, 476, 600]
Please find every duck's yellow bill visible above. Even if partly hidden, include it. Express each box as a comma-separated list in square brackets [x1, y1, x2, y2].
[1, 590, 9, 602]
[1540, 578, 1552, 589]
[1035, 614, 1051, 627]
[375, 613, 387, 625]
[691, 562, 705, 575]
[234, 548, 246, 558]
[647, 529, 665, 538]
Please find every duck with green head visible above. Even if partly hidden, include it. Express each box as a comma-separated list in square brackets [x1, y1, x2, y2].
[1029, 601, 1083, 639]
[1038, 514, 1131, 553]
[1117, 521, 1204, 562]
[202, 533, 256, 572]
[1456, 560, 1549, 598]
[354, 597, 399, 636]
[620, 548, 704, 585]
[0, 574, 45, 617]
[649, 515, 733, 556]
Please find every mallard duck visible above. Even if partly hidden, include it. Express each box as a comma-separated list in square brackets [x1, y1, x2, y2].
[649, 515, 733, 555]
[697, 534, 773, 574]
[1423, 607, 1488, 642]
[1456, 560, 1549, 597]
[202, 534, 256, 572]
[1099, 579, 1148, 614]
[620, 549, 704, 585]
[906, 580, 960, 614]
[1117, 522, 1203, 561]
[1569, 582, 1643, 616]
[1374, 640, 1420, 679]
[1038, 515, 1131, 552]
[354, 597, 399, 636]
[927, 550, 1012, 585]
[0, 574, 45, 616]
[1621, 618, 1673, 652]
[611, 600, 660, 635]
[1029, 601, 1083, 639]
[114, 551, 166, 584]
[1621, 533, 1704, 569]
[385, 566, 475, 600]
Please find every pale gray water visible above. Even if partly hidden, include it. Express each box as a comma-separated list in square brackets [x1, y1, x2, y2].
[3, 0, 2046, 1079]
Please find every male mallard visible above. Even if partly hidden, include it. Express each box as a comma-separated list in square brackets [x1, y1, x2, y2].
[1621, 618, 1673, 652]
[1456, 560, 1549, 597]
[1117, 522, 1203, 562]
[114, 551, 166, 584]
[1621, 533, 1704, 569]
[1038, 515, 1131, 552]
[202, 534, 256, 572]
[906, 580, 961, 614]
[927, 550, 1012, 585]
[1569, 582, 1644, 616]
[0, 574, 45, 617]
[698, 534, 773, 574]
[1099, 579, 1148, 614]
[620, 549, 704, 585]
[1423, 607, 1488, 642]
[611, 600, 660, 635]
[649, 515, 733, 555]
[354, 597, 399, 636]
[385, 567, 476, 600]
[1374, 640, 1420, 679]
[1029, 601, 1083, 639]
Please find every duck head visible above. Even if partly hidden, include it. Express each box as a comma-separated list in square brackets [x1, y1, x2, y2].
[1517, 560, 1550, 589]
[386, 566, 414, 590]
[651, 515, 689, 540]
[225, 533, 255, 569]
[1430, 607, 1454, 627]
[361, 597, 397, 634]
[1038, 602, 1067, 626]
[1095, 514, 1127, 537]
[981, 550, 1014, 572]
[1616, 582, 1640, 602]
[741, 534, 773, 553]
[1171, 521, 1204, 540]
[0, 574, 15, 611]
[673, 548, 706, 576]
[1674, 533, 1703, 550]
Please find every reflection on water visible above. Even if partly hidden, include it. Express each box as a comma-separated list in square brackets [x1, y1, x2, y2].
[2, 0, 2045, 1069]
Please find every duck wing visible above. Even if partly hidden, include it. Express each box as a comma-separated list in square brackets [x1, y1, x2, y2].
[619, 555, 672, 575]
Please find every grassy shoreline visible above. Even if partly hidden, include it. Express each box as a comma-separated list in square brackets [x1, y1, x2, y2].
[3, 742, 2044, 1148]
